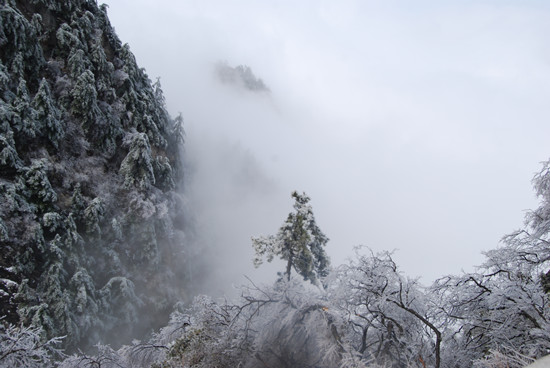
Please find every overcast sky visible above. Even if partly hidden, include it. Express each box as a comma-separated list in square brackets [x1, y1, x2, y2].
[104, 0, 550, 287]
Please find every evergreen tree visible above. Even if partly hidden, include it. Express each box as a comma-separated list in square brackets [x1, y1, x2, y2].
[22, 159, 57, 208]
[0, 130, 22, 170]
[71, 69, 100, 129]
[172, 112, 185, 145]
[119, 131, 155, 190]
[12, 78, 37, 141]
[252, 191, 330, 285]
[31, 78, 64, 148]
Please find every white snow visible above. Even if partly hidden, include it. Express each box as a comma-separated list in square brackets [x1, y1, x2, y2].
[524, 355, 550, 368]
[0, 278, 18, 289]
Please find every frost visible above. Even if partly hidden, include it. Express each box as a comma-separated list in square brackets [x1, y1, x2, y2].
[331, 248, 442, 367]
[155, 200, 169, 219]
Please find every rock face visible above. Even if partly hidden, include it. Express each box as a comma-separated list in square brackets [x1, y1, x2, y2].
[0, 0, 188, 351]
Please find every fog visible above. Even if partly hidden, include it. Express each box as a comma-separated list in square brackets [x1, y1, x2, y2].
[104, 0, 550, 287]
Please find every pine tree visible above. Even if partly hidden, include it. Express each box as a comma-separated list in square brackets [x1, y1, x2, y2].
[32, 78, 64, 148]
[119, 131, 155, 190]
[71, 69, 100, 129]
[172, 112, 185, 145]
[67, 49, 91, 79]
[22, 159, 57, 209]
[0, 131, 22, 170]
[12, 78, 38, 141]
[252, 191, 330, 285]
[55, 23, 84, 58]
[83, 197, 104, 237]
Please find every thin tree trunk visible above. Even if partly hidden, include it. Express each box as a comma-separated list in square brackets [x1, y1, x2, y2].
[391, 300, 441, 368]
[286, 255, 292, 281]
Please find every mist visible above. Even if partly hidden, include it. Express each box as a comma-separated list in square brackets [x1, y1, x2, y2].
[104, 0, 550, 286]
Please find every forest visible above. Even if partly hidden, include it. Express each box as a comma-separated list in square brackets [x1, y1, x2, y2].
[1, 0, 550, 367]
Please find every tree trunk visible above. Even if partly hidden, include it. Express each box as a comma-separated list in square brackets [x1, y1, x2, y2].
[286, 255, 292, 281]
[391, 300, 441, 368]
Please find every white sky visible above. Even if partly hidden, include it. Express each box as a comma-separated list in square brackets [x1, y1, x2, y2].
[104, 0, 550, 287]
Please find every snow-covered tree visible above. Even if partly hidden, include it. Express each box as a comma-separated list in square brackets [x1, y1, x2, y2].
[236, 280, 346, 368]
[252, 191, 330, 285]
[22, 159, 57, 209]
[331, 248, 442, 368]
[119, 131, 156, 190]
[83, 197, 104, 237]
[0, 130, 22, 170]
[31, 78, 64, 148]
[431, 197, 550, 366]
[12, 78, 38, 141]
[71, 69, 100, 129]
[172, 112, 185, 145]
[432, 268, 550, 368]
[55, 23, 84, 57]
[137, 280, 348, 368]
[428, 158, 550, 367]
[153, 156, 175, 191]
[98, 277, 143, 341]
[0, 322, 63, 368]
[505, 158, 550, 291]
[67, 49, 91, 79]
[0, 4, 44, 81]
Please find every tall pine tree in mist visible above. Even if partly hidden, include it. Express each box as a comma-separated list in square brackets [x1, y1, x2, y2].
[252, 191, 330, 285]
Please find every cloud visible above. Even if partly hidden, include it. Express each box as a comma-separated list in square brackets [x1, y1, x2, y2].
[104, 0, 550, 284]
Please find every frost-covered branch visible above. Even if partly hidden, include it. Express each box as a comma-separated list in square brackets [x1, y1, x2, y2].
[0, 322, 64, 368]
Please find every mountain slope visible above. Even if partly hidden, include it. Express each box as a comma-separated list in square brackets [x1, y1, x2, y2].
[0, 0, 187, 351]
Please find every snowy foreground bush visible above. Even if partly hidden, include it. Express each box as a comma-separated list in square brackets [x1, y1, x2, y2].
[4, 171, 550, 367]
[4, 245, 546, 368]
[2, 242, 550, 367]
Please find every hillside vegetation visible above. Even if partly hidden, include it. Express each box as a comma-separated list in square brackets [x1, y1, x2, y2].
[0, 0, 187, 351]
